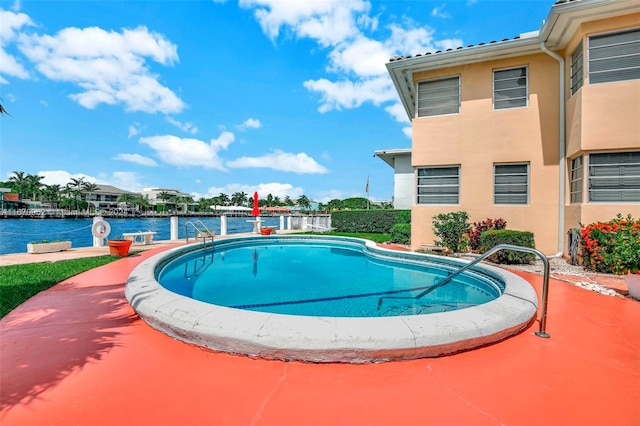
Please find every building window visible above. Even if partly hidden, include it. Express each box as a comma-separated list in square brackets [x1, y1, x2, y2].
[417, 166, 460, 204]
[588, 152, 640, 202]
[494, 163, 529, 204]
[588, 29, 640, 85]
[570, 156, 583, 203]
[570, 42, 584, 95]
[416, 76, 460, 117]
[493, 66, 528, 110]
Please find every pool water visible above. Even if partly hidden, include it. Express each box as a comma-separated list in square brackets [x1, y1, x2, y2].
[158, 239, 502, 317]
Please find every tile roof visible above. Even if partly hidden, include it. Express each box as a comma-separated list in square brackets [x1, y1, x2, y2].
[389, 35, 525, 63]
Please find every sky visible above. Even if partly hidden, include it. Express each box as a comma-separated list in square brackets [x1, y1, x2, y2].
[0, 0, 554, 203]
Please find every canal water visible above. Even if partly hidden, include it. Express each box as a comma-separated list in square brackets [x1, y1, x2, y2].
[0, 216, 282, 255]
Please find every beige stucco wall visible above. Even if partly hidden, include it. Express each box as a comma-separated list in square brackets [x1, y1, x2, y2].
[411, 53, 561, 254]
[563, 14, 640, 251]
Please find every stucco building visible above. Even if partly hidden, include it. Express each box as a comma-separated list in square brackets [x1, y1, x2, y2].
[386, 0, 640, 255]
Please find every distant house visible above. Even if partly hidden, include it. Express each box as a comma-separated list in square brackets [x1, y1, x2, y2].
[385, 0, 640, 254]
[374, 148, 412, 209]
[141, 187, 197, 212]
[80, 184, 135, 210]
[0, 189, 28, 210]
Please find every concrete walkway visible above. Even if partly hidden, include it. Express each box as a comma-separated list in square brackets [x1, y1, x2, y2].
[1, 244, 639, 425]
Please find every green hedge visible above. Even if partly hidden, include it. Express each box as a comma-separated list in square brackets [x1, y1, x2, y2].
[331, 210, 410, 233]
[479, 229, 536, 264]
[389, 224, 411, 244]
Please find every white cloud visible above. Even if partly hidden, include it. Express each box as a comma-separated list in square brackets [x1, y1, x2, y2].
[0, 9, 32, 82]
[166, 116, 198, 134]
[101, 171, 147, 192]
[327, 36, 389, 77]
[139, 131, 234, 170]
[226, 150, 328, 174]
[239, 0, 370, 47]
[237, 117, 261, 131]
[303, 76, 394, 112]
[240, 1, 464, 130]
[383, 101, 412, 138]
[431, 5, 450, 19]
[128, 123, 142, 138]
[201, 182, 304, 200]
[17, 25, 184, 113]
[38, 170, 97, 186]
[39, 99, 47, 107]
[384, 101, 409, 124]
[113, 153, 158, 167]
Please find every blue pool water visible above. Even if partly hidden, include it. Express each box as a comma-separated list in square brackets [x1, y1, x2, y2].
[158, 238, 504, 317]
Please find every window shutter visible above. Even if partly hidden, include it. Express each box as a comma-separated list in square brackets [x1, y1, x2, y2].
[588, 29, 640, 84]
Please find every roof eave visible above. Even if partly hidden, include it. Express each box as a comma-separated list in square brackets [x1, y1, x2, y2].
[386, 37, 541, 121]
[374, 148, 412, 168]
[541, 0, 640, 49]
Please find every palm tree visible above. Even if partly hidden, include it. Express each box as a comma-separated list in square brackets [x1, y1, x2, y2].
[25, 174, 44, 201]
[66, 177, 86, 210]
[297, 195, 310, 210]
[197, 197, 212, 213]
[266, 193, 274, 207]
[217, 192, 230, 206]
[82, 182, 100, 210]
[8, 171, 28, 199]
[42, 184, 62, 208]
[284, 195, 294, 206]
[231, 191, 247, 206]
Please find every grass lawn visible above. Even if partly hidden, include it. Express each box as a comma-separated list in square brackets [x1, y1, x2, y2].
[0, 256, 120, 319]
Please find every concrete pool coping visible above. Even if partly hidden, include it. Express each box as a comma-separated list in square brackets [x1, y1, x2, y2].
[125, 236, 539, 362]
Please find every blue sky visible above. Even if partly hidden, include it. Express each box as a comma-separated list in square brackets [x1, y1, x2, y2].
[0, 0, 554, 203]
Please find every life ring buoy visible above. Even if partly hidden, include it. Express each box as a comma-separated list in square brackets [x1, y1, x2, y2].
[92, 220, 111, 239]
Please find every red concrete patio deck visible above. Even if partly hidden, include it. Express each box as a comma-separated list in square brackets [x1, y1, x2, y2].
[1, 247, 639, 426]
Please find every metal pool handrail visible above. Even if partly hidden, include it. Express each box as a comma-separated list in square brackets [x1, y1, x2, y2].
[185, 220, 215, 245]
[377, 244, 551, 338]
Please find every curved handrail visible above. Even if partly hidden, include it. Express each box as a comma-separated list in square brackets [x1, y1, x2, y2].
[185, 220, 215, 246]
[377, 244, 551, 338]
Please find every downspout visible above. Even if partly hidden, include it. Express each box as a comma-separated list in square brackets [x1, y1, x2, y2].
[540, 41, 565, 258]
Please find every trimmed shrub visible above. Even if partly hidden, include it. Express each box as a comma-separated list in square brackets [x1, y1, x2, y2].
[479, 230, 536, 264]
[396, 210, 411, 224]
[467, 218, 507, 251]
[389, 223, 411, 244]
[432, 211, 470, 253]
[331, 210, 410, 233]
[580, 214, 640, 274]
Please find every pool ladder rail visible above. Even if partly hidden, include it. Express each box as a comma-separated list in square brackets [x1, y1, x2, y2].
[184, 250, 215, 279]
[377, 244, 551, 339]
[185, 220, 215, 246]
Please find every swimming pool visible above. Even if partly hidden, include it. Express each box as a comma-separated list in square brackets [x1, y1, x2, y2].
[126, 235, 539, 363]
[157, 238, 503, 317]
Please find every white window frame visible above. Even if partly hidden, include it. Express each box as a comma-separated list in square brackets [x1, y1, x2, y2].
[569, 155, 584, 203]
[416, 165, 460, 205]
[587, 28, 640, 85]
[416, 76, 460, 118]
[587, 151, 640, 203]
[570, 42, 584, 95]
[493, 66, 528, 110]
[494, 163, 529, 205]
